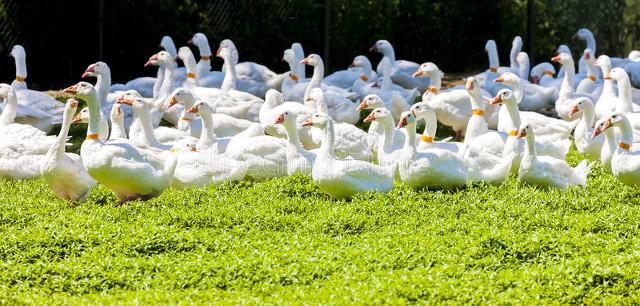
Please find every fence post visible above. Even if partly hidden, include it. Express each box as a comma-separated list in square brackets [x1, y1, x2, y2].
[526, 0, 534, 64]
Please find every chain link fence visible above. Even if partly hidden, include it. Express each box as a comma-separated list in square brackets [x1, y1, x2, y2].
[0, 0, 638, 90]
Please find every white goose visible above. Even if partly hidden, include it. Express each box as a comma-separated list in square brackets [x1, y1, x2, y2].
[369, 40, 429, 91]
[219, 39, 281, 86]
[569, 98, 604, 160]
[396, 111, 468, 189]
[82, 61, 121, 139]
[6, 45, 64, 133]
[593, 114, 640, 186]
[529, 62, 556, 87]
[516, 124, 591, 190]
[109, 104, 127, 140]
[552, 52, 596, 120]
[494, 72, 556, 112]
[357, 94, 406, 149]
[0, 84, 56, 154]
[186, 33, 224, 88]
[64, 82, 177, 205]
[40, 99, 96, 201]
[300, 54, 358, 101]
[171, 142, 247, 190]
[306, 87, 359, 124]
[259, 89, 317, 145]
[167, 88, 254, 138]
[594, 55, 619, 120]
[303, 112, 392, 199]
[274, 111, 317, 176]
[363, 108, 403, 180]
[324, 55, 377, 89]
[575, 49, 600, 95]
[410, 102, 464, 153]
[593, 117, 640, 173]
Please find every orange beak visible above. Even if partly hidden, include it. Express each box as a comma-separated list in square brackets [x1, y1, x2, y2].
[144, 54, 159, 67]
[68, 99, 79, 108]
[275, 113, 285, 124]
[397, 116, 408, 128]
[489, 94, 503, 105]
[301, 118, 313, 127]
[466, 80, 475, 91]
[369, 44, 377, 52]
[187, 105, 199, 113]
[356, 100, 367, 111]
[412, 69, 424, 78]
[551, 55, 561, 62]
[592, 119, 611, 138]
[190, 146, 197, 152]
[568, 105, 580, 117]
[71, 114, 82, 124]
[168, 96, 178, 107]
[116, 95, 133, 106]
[63, 84, 78, 94]
[187, 38, 193, 44]
[114, 105, 121, 115]
[494, 76, 504, 83]
[604, 74, 612, 80]
[215, 48, 222, 57]
[363, 112, 376, 123]
[82, 64, 95, 78]
[300, 58, 309, 64]
[516, 129, 526, 139]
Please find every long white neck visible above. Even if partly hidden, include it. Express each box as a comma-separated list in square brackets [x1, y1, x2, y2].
[560, 60, 575, 97]
[378, 116, 395, 150]
[469, 90, 485, 111]
[183, 56, 199, 89]
[153, 66, 165, 100]
[510, 43, 520, 72]
[616, 74, 634, 113]
[518, 58, 530, 80]
[585, 34, 596, 54]
[196, 41, 212, 78]
[14, 55, 27, 80]
[305, 63, 324, 98]
[95, 69, 111, 104]
[315, 95, 328, 113]
[511, 80, 524, 103]
[0, 92, 18, 125]
[177, 97, 196, 133]
[49, 111, 73, 159]
[503, 101, 521, 131]
[523, 133, 537, 158]
[221, 53, 237, 91]
[283, 120, 304, 151]
[86, 91, 103, 136]
[418, 111, 437, 138]
[198, 111, 217, 149]
[599, 64, 615, 96]
[428, 71, 442, 90]
[137, 107, 163, 148]
[382, 46, 396, 63]
[603, 126, 616, 155]
[487, 44, 500, 69]
[360, 58, 373, 79]
[319, 121, 336, 158]
[403, 120, 417, 152]
[109, 114, 126, 139]
[159, 62, 175, 100]
[381, 63, 392, 91]
[582, 104, 596, 128]
[617, 119, 633, 147]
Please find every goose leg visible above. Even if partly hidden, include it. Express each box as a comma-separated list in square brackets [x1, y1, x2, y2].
[455, 130, 463, 142]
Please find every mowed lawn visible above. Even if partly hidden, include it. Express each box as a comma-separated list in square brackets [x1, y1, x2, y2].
[1, 145, 640, 304]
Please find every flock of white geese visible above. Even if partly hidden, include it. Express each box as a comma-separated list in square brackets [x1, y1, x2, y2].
[2, 28, 640, 203]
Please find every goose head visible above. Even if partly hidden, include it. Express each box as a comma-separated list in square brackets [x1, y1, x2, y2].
[609, 67, 628, 83]
[188, 33, 209, 49]
[629, 50, 640, 62]
[485, 40, 497, 53]
[216, 45, 233, 60]
[489, 89, 516, 105]
[363, 107, 391, 123]
[550, 52, 573, 66]
[369, 40, 392, 54]
[307, 87, 324, 104]
[82, 61, 108, 78]
[410, 102, 435, 119]
[493, 72, 519, 88]
[357, 94, 385, 111]
[63, 81, 95, 98]
[264, 89, 285, 108]
[152, 51, 175, 67]
[144, 52, 160, 67]
[9, 45, 25, 60]
[572, 28, 593, 41]
[159, 35, 177, 57]
[592, 113, 624, 138]
[110, 104, 123, 122]
[300, 54, 322, 66]
[583, 48, 595, 64]
[274, 111, 296, 126]
[568, 97, 593, 118]
[177, 47, 196, 65]
[595, 55, 612, 71]
[556, 44, 571, 55]
[282, 49, 298, 80]
[186, 101, 212, 116]
[465, 77, 480, 95]
[301, 112, 331, 128]
[396, 111, 415, 129]
[413, 62, 439, 78]
[516, 124, 534, 139]
[530, 62, 555, 84]
[0, 83, 15, 99]
[167, 88, 195, 108]
[65, 98, 79, 119]
[72, 107, 89, 124]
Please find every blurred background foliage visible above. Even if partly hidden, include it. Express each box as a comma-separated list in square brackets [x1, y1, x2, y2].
[0, 0, 638, 89]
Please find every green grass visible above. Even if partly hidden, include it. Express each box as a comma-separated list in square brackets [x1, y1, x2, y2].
[2, 146, 640, 304]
